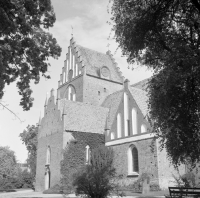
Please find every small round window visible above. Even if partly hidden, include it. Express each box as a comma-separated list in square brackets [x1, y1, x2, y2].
[101, 66, 110, 78]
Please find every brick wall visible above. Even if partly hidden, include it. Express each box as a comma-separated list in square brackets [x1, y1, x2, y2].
[58, 75, 84, 102]
[83, 75, 123, 106]
[35, 132, 63, 191]
[106, 89, 150, 142]
[110, 138, 159, 187]
[156, 139, 186, 189]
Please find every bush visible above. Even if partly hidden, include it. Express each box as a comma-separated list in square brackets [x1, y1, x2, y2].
[127, 172, 160, 192]
[0, 178, 15, 190]
[173, 172, 196, 187]
[43, 184, 62, 194]
[72, 146, 116, 198]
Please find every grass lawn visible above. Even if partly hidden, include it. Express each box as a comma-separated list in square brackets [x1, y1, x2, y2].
[113, 189, 169, 197]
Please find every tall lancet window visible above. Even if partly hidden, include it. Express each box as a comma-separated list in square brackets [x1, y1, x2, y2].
[128, 145, 139, 174]
[124, 92, 129, 136]
[68, 86, 72, 100]
[117, 113, 122, 138]
[46, 146, 51, 165]
[67, 85, 76, 101]
[132, 108, 137, 135]
[86, 145, 91, 164]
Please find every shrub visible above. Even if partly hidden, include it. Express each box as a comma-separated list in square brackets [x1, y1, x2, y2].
[72, 146, 116, 198]
[173, 172, 196, 187]
[43, 184, 62, 194]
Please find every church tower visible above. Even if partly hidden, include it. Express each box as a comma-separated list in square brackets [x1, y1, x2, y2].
[57, 37, 124, 106]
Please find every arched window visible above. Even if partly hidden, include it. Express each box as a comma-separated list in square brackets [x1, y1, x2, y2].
[128, 145, 139, 174]
[141, 124, 147, 133]
[66, 85, 76, 101]
[111, 132, 115, 140]
[124, 92, 129, 137]
[86, 145, 91, 164]
[117, 113, 122, 138]
[132, 108, 137, 135]
[46, 146, 51, 165]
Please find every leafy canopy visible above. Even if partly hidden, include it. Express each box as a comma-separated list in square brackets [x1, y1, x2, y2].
[0, 0, 61, 110]
[20, 124, 38, 177]
[111, 0, 200, 166]
[0, 146, 17, 179]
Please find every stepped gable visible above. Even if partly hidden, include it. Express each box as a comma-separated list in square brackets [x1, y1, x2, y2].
[131, 78, 150, 91]
[60, 99, 109, 134]
[101, 90, 123, 129]
[76, 45, 123, 83]
[129, 87, 148, 117]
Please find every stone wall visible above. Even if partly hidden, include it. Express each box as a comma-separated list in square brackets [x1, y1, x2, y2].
[35, 132, 63, 191]
[110, 138, 159, 187]
[156, 140, 186, 189]
[59, 75, 84, 102]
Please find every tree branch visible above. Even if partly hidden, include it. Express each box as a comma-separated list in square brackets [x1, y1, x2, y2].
[0, 102, 23, 122]
[190, 0, 200, 13]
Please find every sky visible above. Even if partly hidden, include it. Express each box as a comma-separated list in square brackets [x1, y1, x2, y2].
[0, 0, 152, 163]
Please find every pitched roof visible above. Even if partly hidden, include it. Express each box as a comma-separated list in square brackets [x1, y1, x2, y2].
[76, 45, 123, 83]
[60, 99, 109, 134]
[101, 90, 123, 129]
[129, 87, 148, 117]
[131, 78, 150, 91]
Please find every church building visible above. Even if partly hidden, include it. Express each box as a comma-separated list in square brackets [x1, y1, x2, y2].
[35, 38, 185, 192]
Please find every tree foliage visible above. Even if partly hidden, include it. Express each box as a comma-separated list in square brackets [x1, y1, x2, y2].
[111, 0, 200, 166]
[0, 146, 18, 190]
[73, 146, 116, 198]
[20, 124, 38, 177]
[0, 146, 17, 179]
[0, 0, 61, 110]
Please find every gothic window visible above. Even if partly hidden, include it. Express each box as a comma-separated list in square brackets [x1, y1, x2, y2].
[132, 108, 137, 135]
[117, 113, 122, 138]
[124, 92, 129, 137]
[66, 85, 76, 101]
[141, 124, 147, 133]
[46, 146, 51, 165]
[128, 145, 139, 174]
[86, 145, 91, 164]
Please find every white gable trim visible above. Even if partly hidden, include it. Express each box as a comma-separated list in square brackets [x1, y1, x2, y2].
[105, 133, 155, 146]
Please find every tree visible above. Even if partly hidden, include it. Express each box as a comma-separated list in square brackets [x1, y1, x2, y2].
[73, 146, 116, 198]
[110, 0, 200, 166]
[0, 0, 61, 110]
[20, 124, 38, 178]
[0, 146, 18, 190]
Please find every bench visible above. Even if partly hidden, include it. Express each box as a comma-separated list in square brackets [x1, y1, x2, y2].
[169, 187, 200, 198]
